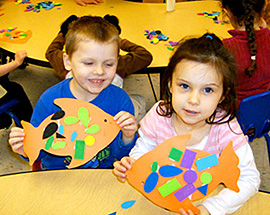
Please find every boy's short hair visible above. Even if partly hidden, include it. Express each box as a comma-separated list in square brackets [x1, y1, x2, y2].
[65, 15, 120, 58]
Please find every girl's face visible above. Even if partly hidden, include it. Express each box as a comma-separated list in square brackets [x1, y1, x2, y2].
[64, 40, 118, 101]
[169, 59, 224, 128]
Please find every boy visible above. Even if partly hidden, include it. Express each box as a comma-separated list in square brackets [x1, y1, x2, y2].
[9, 16, 138, 170]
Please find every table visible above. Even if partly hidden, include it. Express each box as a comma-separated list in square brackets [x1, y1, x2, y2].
[0, 169, 268, 214]
[0, 0, 232, 67]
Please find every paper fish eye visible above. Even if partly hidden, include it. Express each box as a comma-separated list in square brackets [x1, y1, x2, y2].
[43, 122, 58, 139]
[104, 119, 108, 122]
[51, 110, 65, 120]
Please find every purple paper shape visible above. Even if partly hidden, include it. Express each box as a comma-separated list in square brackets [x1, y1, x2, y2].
[195, 154, 219, 171]
[174, 184, 197, 202]
[180, 150, 197, 169]
[183, 170, 197, 184]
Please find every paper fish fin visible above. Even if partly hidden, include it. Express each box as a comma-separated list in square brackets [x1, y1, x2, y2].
[218, 141, 240, 192]
[21, 121, 41, 166]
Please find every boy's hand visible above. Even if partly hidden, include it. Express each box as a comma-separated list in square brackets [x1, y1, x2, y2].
[179, 205, 209, 215]
[60, 15, 78, 37]
[14, 50, 27, 66]
[113, 157, 135, 183]
[75, 0, 103, 6]
[114, 111, 138, 144]
[8, 127, 27, 158]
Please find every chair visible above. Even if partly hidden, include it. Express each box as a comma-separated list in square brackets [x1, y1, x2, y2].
[237, 91, 270, 163]
[0, 98, 22, 127]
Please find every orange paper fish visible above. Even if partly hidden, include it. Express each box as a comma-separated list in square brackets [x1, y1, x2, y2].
[22, 98, 121, 168]
[126, 134, 240, 214]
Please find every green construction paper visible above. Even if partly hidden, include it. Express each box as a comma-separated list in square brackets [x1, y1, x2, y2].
[85, 124, 100, 134]
[64, 116, 79, 125]
[158, 178, 181, 197]
[78, 107, 89, 127]
[200, 172, 212, 184]
[169, 147, 183, 162]
[45, 136, 54, 150]
[52, 141, 67, 150]
[74, 140, 85, 159]
[151, 161, 158, 172]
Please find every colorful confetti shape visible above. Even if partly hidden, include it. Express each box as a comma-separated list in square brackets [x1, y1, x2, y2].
[121, 200, 136, 209]
[144, 172, 159, 193]
[159, 165, 183, 177]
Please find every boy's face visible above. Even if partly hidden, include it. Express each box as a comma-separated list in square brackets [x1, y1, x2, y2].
[64, 40, 118, 101]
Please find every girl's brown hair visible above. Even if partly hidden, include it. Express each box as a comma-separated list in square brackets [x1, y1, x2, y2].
[159, 33, 237, 124]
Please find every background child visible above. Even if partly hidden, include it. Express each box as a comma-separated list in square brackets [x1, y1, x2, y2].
[75, 0, 103, 6]
[0, 50, 33, 129]
[113, 33, 260, 215]
[9, 16, 138, 170]
[221, 0, 270, 106]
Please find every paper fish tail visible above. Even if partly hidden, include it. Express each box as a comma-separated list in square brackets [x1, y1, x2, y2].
[21, 121, 41, 166]
[218, 141, 240, 192]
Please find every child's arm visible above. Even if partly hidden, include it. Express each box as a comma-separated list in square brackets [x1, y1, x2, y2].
[200, 143, 260, 214]
[0, 50, 27, 77]
[75, 0, 103, 6]
[113, 156, 136, 182]
[8, 127, 27, 158]
[114, 111, 138, 145]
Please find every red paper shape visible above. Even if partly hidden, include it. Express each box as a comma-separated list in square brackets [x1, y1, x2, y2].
[22, 98, 121, 168]
[126, 134, 240, 214]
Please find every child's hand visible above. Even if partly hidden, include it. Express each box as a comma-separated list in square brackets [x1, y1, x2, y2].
[14, 50, 27, 66]
[114, 111, 138, 145]
[8, 127, 27, 158]
[75, 0, 103, 6]
[113, 156, 135, 183]
[179, 205, 209, 215]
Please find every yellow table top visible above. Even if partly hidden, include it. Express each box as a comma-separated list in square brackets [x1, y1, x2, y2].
[0, 169, 268, 214]
[0, 0, 232, 67]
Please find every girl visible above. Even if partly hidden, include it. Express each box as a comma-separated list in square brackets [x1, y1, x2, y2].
[221, 0, 270, 106]
[113, 33, 260, 215]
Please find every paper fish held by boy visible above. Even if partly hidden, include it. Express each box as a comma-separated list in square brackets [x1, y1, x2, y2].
[22, 98, 121, 168]
[126, 134, 240, 214]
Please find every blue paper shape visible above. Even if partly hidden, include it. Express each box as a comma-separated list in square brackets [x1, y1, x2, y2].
[144, 172, 159, 193]
[71, 131, 77, 142]
[121, 200, 136, 209]
[195, 154, 219, 171]
[197, 184, 208, 196]
[159, 165, 183, 177]
[180, 150, 197, 169]
[108, 212, 116, 215]
[58, 124, 64, 135]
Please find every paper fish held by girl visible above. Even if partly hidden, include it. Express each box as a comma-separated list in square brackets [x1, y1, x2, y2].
[21, 98, 121, 168]
[126, 134, 240, 214]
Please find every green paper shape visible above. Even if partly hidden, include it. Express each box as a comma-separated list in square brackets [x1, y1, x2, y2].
[74, 140, 85, 160]
[169, 147, 183, 162]
[158, 178, 181, 197]
[64, 116, 79, 125]
[200, 172, 212, 184]
[85, 124, 100, 134]
[45, 136, 54, 150]
[78, 107, 89, 127]
[151, 161, 158, 172]
[52, 141, 67, 150]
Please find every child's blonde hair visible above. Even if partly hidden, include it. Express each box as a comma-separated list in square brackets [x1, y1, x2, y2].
[65, 15, 120, 58]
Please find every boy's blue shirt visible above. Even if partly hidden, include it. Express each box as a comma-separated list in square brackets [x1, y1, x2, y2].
[27, 78, 137, 169]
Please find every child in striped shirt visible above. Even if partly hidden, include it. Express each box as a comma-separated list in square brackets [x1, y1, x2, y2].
[113, 33, 260, 215]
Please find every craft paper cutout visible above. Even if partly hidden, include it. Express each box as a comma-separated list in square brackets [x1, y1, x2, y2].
[0, 28, 32, 43]
[126, 134, 240, 214]
[121, 200, 136, 209]
[22, 98, 121, 168]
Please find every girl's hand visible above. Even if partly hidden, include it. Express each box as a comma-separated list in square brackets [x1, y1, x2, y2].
[180, 205, 209, 215]
[75, 0, 103, 6]
[114, 111, 138, 145]
[113, 157, 135, 183]
[8, 127, 27, 157]
[14, 50, 27, 66]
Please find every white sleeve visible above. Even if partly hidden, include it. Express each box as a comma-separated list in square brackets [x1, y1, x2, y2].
[129, 128, 158, 160]
[201, 143, 260, 215]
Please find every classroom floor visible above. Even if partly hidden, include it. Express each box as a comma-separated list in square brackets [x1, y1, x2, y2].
[0, 64, 269, 193]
